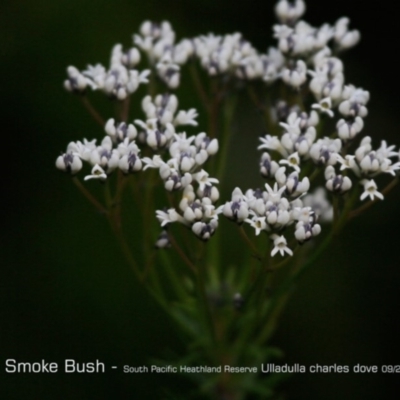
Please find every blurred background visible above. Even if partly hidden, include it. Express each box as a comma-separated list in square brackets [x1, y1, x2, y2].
[1, 0, 400, 398]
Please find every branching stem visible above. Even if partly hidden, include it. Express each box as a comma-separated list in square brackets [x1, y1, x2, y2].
[80, 96, 105, 126]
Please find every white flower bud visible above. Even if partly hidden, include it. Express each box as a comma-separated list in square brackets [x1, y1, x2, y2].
[282, 60, 307, 88]
[56, 152, 83, 174]
[122, 48, 141, 68]
[275, 0, 306, 24]
[336, 117, 364, 140]
[260, 152, 279, 178]
[192, 220, 218, 241]
[180, 156, 195, 172]
[119, 153, 142, 173]
[155, 230, 170, 249]
[295, 221, 321, 243]
[195, 150, 209, 166]
[338, 100, 368, 117]
[326, 171, 350, 194]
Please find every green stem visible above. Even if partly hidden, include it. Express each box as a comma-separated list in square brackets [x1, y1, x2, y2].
[120, 96, 130, 122]
[247, 85, 275, 135]
[334, 186, 360, 233]
[216, 94, 237, 185]
[148, 65, 157, 97]
[157, 247, 189, 302]
[208, 92, 237, 278]
[196, 245, 216, 344]
[80, 96, 105, 127]
[104, 179, 113, 209]
[106, 174, 143, 282]
[169, 233, 197, 274]
[256, 230, 334, 344]
[72, 177, 108, 215]
[112, 224, 143, 282]
[113, 171, 130, 230]
[189, 62, 210, 113]
[237, 226, 262, 260]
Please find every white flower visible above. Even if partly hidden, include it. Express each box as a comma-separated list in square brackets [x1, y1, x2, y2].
[156, 56, 180, 88]
[286, 172, 310, 197]
[334, 17, 360, 51]
[142, 123, 175, 150]
[337, 154, 360, 175]
[192, 220, 218, 241]
[223, 188, 249, 223]
[55, 152, 83, 174]
[275, 168, 309, 197]
[311, 97, 334, 117]
[342, 85, 370, 104]
[245, 216, 267, 235]
[265, 182, 286, 203]
[143, 93, 178, 121]
[197, 184, 220, 203]
[64, 66, 91, 93]
[156, 208, 182, 226]
[193, 170, 219, 191]
[105, 118, 137, 142]
[360, 179, 384, 201]
[155, 230, 170, 249]
[163, 170, 192, 191]
[294, 221, 321, 243]
[118, 149, 142, 173]
[82, 64, 106, 89]
[275, 0, 306, 25]
[266, 205, 291, 227]
[174, 109, 198, 126]
[84, 164, 107, 181]
[195, 132, 219, 155]
[292, 206, 314, 223]
[325, 166, 352, 193]
[309, 138, 341, 165]
[179, 185, 196, 211]
[67, 138, 97, 162]
[302, 188, 333, 222]
[258, 135, 288, 157]
[260, 152, 280, 178]
[142, 155, 165, 170]
[99, 64, 150, 100]
[279, 152, 301, 172]
[359, 152, 380, 174]
[282, 60, 307, 89]
[183, 201, 204, 222]
[338, 99, 368, 118]
[89, 136, 120, 173]
[121, 47, 141, 68]
[270, 234, 293, 257]
[294, 128, 316, 156]
[336, 117, 364, 140]
[280, 113, 301, 136]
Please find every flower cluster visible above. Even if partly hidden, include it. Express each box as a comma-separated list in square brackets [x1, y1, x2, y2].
[57, 89, 221, 240]
[156, 181, 221, 241]
[64, 44, 150, 99]
[223, 183, 322, 252]
[56, 92, 211, 180]
[57, 0, 400, 257]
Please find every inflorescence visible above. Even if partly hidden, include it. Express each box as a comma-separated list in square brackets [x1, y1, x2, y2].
[57, 0, 400, 257]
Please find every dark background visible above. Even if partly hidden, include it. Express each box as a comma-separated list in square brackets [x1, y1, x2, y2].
[1, 1, 400, 399]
